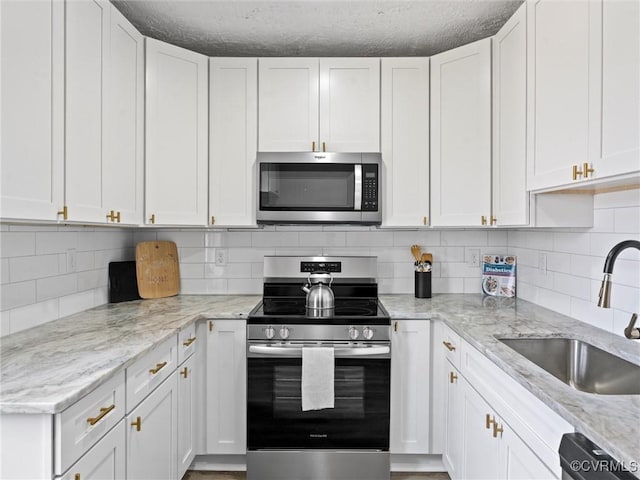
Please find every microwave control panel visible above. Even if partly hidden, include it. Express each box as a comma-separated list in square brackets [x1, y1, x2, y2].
[362, 164, 378, 211]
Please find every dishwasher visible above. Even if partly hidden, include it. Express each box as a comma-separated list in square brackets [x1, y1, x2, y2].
[559, 433, 637, 480]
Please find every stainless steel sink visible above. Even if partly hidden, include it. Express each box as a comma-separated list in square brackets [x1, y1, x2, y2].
[497, 337, 640, 395]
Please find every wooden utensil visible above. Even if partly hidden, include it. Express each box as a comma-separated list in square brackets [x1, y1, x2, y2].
[135, 241, 180, 299]
[411, 244, 422, 263]
[420, 253, 433, 264]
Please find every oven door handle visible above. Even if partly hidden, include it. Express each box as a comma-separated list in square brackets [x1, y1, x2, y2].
[248, 345, 390, 357]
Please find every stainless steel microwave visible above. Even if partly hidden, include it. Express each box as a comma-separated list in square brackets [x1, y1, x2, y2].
[256, 152, 382, 225]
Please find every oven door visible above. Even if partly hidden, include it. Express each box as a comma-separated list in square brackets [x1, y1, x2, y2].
[247, 343, 390, 450]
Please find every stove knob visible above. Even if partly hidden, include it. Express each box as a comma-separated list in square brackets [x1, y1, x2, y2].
[279, 326, 290, 340]
[265, 325, 275, 340]
[348, 327, 360, 340]
[363, 326, 374, 340]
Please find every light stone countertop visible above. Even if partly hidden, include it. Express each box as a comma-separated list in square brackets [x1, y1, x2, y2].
[380, 294, 640, 476]
[1, 293, 639, 475]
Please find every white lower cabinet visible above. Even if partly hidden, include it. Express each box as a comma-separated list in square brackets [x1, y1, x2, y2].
[56, 421, 125, 480]
[177, 352, 197, 478]
[126, 372, 178, 480]
[443, 362, 463, 479]
[390, 319, 430, 454]
[205, 319, 247, 454]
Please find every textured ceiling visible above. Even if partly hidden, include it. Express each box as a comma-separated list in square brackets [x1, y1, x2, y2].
[112, 0, 524, 57]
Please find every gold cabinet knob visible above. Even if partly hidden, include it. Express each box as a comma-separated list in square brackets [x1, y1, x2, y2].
[312, 141, 316, 152]
[209, 320, 214, 332]
[572, 164, 584, 180]
[149, 214, 155, 224]
[394, 321, 398, 333]
[115, 211, 121, 223]
[423, 216, 428, 226]
[583, 162, 595, 178]
[490, 215, 497, 226]
[322, 142, 326, 152]
[180, 367, 188, 378]
[211, 215, 215, 225]
[485, 413, 496, 429]
[131, 416, 141, 432]
[481, 215, 487, 225]
[493, 421, 504, 438]
[449, 371, 458, 383]
[75, 474, 80, 480]
[57, 206, 69, 220]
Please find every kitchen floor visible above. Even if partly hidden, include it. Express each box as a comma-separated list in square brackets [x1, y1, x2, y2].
[184, 472, 451, 480]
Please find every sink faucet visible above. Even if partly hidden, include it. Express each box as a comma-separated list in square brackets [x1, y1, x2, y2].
[597, 240, 640, 339]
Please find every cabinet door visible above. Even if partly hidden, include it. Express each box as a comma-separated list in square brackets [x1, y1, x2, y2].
[205, 319, 247, 454]
[492, 4, 529, 226]
[319, 58, 380, 152]
[103, 6, 144, 225]
[145, 38, 208, 226]
[65, 0, 110, 223]
[0, 0, 64, 221]
[209, 58, 258, 226]
[526, 0, 593, 190]
[177, 355, 196, 479]
[461, 380, 500, 480]
[431, 39, 492, 226]
[390, 319, 430, 454]
[381, 58, 430, 227]
[56, 421, 125, 480]
[126, 373, 178, 480]
[589, 0, 640, 178]
[443, 363, 463, 479]
[498, 420, 558, 480]
[258, 58, 319, 152]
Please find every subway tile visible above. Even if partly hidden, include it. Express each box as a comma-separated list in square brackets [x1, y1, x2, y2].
[226, 231, 252, 248]
[345, 231, 394, 247]
[518, 265, 554, 290]
[323, 225, 370, 232]
[9, 254, 60, 282]
[392, 262, 415, 279]
[524, 231, 553, 251]
[276, 225, 321, 232]
[546, 252, 572, 275]
[299, 231, 346, 248]
[1, 281, 36, 310]
[507, 230, 527, 248]
[7, 299, 59, 334]
[592, 208, 615, 233]
[428, 247, 465, 263]
[0, 311, 11, 336]
[590, 233, 638, 257]
[35, 231, 78, 255]
[392, 230, 441, 248]
[607, 283, 640, 314]
[487, 230, 508, 246]
[505, 247, 537, 267]
[251, 262, 264, 279]
[179, 247, 206, 264]
[36, 274, 77, 302]
[370, 247, 415, 263]
[181, 278, 228, 294]
[608, 259, 640, 288]
[221, 263, 251, 279]
[377, 263, 394, 279]
[8, 224, 58, 232]
[228, 248, 276, 263]
[228, 278, 262, 294]
[180, 264, 205, 279]
[77, 269, 108, 291]
[553, 232, 590, 255]
[0, 232, 35, 258]
[441, 230, 488, 246]
[536, 288, 572, 316]
[93, 287, 108, 306]
[432, 277, 464, 294]
[321, 247, 371, 256]
[440, 262, 481, 279]
[157, 230, 205, 247]
[570, 254, 601, 280]
[378, 277, 412, 294]
[614, 207, 640, 234]
[554, 272, 590, 301]
[76, 252, 95, 272]
[570, 297, 614, 332]
[593, 189, 640, 209]
[59, 290, 96, 318]
[133, 230, 158, 244]
[274, 247, 323, 257]
[205, 231, 226, 248]
[1, 259, 9, 284]
[463, 278, 482, 294]
[94, 249, 134, 269]
[252, 231, 299, 248]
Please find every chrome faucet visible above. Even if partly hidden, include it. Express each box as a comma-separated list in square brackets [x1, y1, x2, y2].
[597, 240, 640, 339]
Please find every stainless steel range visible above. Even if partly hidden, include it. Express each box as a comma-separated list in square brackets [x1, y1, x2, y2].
[246, 256, 391, 480]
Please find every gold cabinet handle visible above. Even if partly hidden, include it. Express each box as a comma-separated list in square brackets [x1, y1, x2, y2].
[149, 361, 167, 375]
[149, 214, 155, 224]
[490, 215, 497, 226]
[485, 413, 496, 430]
[106, 210, 115, 222]
[442, 341, 456, 352]
[394, 321, 398, 332]
[209, 320, 214, 332]
[583, 162, 595, 178]
[131, 416, 141, 432]
[481, 215, 487, 225]
[183, 337, 196, 347]
[115, 211, 121, 223]
[572, 164, 583, 180]
[322, 142, 326, 152]
[449, 371, 458, 383]
[312, 141, 316, 152]
[493, 421, 504, 438]
[86, 404, 115, 426]
[180, 367, 188, 378]
[57, 205, 68, 220]
[211, 215, 215, 225]
[423, 216, 427, 226]
[75, 474, 81, 480]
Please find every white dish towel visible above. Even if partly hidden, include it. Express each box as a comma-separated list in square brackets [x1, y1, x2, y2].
[301, 347, 335, 411]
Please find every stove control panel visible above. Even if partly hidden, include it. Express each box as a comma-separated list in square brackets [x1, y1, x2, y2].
[300, 261, 342, 273]
[248, 324, 389, 342]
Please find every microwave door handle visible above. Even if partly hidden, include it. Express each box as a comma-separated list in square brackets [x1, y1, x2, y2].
[354, 165, 362, 211]
[248, 345, 390, 357]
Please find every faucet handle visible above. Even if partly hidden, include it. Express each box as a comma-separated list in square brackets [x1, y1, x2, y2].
[624, 313, 640, 339]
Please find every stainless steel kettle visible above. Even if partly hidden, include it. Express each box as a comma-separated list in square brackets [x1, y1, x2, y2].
[302, 272, 335, 318]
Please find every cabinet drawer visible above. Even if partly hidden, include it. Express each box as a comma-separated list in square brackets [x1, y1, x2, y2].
[54, 371, 125, 475]
[126, 335, 177, 412]
[55, 419, 125, 480]
[178, 323, 197, 365]
[440, 325, 461, 369]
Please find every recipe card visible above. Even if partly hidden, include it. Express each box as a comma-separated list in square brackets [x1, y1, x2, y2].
[482, 254, 516, 298]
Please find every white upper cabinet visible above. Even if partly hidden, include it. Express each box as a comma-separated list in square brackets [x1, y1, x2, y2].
[258, 58, 319, 152]
[589, 0, 640, 179]
[103, 7, 144, 225]
[258, 58, 380, 152]
[381, 58, 430, 227]
[319, 58, 380, 152]
[64, 0, 110, 223]
[492, 3, 528, 226]
[431, 38, 492, 227]
[145, 38, 208, 226]
[209, 58, 258, 227]
[1, 0, 64, 221]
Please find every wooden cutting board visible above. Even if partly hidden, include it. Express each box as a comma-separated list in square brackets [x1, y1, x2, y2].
[135, 241, 180, 299]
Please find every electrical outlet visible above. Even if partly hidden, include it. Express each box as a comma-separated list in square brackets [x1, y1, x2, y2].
[66, 248, 77, 273]
[538, 253, 547, 275]
[468, 248, 480, 267]
[215, 249, 227, 266]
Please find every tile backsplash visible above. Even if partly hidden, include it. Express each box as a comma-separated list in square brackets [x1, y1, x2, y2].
[1, 189, 638, 338]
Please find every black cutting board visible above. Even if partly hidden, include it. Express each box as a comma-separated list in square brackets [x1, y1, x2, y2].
[108, 261, 141, 303]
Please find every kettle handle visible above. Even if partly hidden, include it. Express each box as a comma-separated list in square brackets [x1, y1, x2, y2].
[307, 271, 333, 285]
